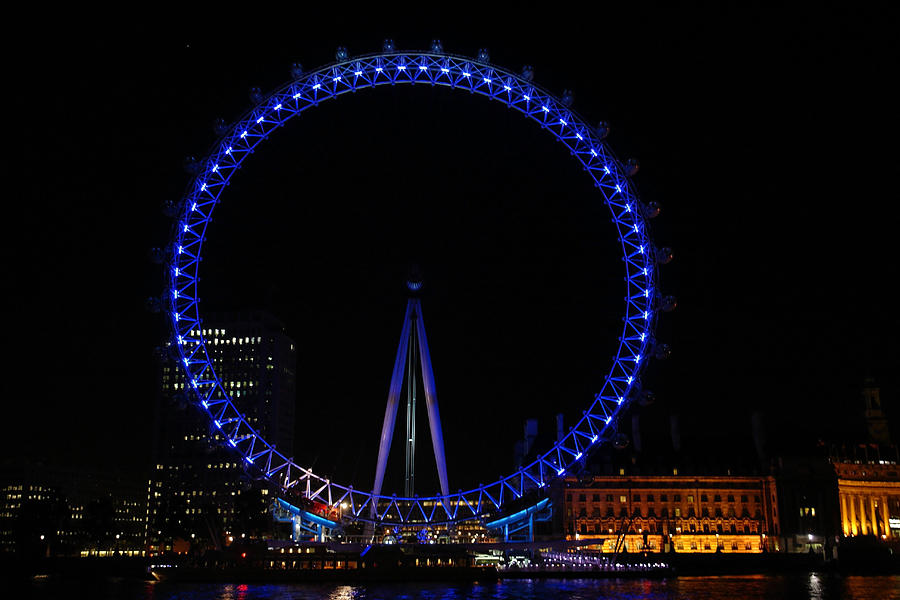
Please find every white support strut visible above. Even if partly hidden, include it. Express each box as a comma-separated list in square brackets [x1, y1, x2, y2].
[371, 299, 413, 514]
[371, 295, 451, 520]
[414, 300, 450, 498]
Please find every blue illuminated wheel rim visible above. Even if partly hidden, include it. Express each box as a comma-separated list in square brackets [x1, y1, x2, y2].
[166, 49, 662, 525]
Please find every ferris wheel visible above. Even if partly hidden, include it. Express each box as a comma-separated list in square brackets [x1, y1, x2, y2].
[160, 40, 673, 526]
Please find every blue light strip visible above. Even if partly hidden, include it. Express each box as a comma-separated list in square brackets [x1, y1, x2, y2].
[167, 48, 660, 526]
[276, 498, 338, 528]
[484, 498, 551, 530]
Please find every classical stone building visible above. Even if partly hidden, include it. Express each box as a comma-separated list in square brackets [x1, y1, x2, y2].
[832, 450, 900, 539]
[829, 380, 900, 540]
[561, 473, 780, 553]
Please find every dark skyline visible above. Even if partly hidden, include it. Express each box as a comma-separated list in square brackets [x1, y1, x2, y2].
[4, 7, 897, 493]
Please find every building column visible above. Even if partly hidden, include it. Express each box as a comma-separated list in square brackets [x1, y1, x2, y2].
[869, 494, 881, 535]
[864, 495, 872, 535]
[840, 492, 849, 536]
[861, 495, 869, 535]
[882, 496, 891, 538]
[849, 493, 857, 535]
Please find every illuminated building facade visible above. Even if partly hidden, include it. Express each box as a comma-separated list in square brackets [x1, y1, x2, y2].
[561, 474, 779, 553]
[830, 380, 900, 541]
[833, 456, 900, 539]
[0, 480, 66, 556]
[0, 462, 146, 557]
[147, 310, 296, 552]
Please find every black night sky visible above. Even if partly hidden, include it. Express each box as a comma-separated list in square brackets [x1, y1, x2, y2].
[4, 6, 897, 494]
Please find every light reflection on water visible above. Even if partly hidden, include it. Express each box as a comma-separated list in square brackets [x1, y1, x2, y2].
[30, 574, 900, 600]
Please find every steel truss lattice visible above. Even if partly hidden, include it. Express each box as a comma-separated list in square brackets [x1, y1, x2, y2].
[166, 49, 662, 526]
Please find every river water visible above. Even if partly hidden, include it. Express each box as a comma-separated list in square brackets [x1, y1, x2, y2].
[27, 574, 900, 599]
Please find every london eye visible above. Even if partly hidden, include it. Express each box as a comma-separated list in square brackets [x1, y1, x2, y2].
[162, 41, 672, 527]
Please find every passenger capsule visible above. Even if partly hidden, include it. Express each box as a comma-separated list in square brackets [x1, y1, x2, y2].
[213, 117, 229, 136]
[625, 158, 640, 177]
[162, 200, 180, 218]
[595, 121, 610, 140]
[660, 295, 677, 312]
[638, 390, 656, 406]
[656, 247, 674, 265]
[248, 86, 263, 104]
[521, 65, 535, 82]
[383, 39, 396, 52]
[183, 156, 200, 175]
[561, 89, 574, 107]
[148, 247, 165, 264]
[431, 39, 443, 53]
[477, 48, 490, 62]
[145, 297, 161, 314]
[173, 392, 189, 411]
[613, 433, 630, 450]
[290, 62, 304, 79]
[654, 343, 672, 360]
[335, 46, 348, 61]
[643, 201, 661, 219]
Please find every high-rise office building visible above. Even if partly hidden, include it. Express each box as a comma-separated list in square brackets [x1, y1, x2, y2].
[146, 310, 296, 553]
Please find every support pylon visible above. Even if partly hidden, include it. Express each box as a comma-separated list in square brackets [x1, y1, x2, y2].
[370, 279, 449, 525]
